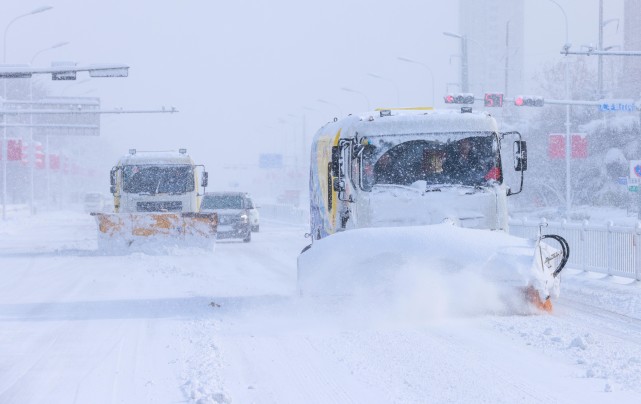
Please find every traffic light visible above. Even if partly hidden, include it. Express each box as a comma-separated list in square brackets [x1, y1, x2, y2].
[514, 95, 544, 107]
[35, 142, 45, 169]
[444, 93, 475, 104]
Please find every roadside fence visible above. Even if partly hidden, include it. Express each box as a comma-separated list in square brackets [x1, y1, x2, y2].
[509, 218, 641, 281]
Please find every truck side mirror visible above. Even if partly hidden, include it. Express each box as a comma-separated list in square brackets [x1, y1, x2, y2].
[331, 146, 341, 176]
[201, 171, 209, 188]
[514, 141, 527, 171]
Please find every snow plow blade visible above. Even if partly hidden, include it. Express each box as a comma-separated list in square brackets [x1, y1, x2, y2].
[92, 212, 218, 249]
[297, 224, 568, 315]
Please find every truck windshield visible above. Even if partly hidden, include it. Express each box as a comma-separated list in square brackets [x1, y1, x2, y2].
[122, 165, 195, 194]
[201, 195, 243, 209]
[360, 132, 501, 190]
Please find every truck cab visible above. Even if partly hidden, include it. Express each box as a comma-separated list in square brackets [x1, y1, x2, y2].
[110, 149, 207, 214]
[308, 108, 527, 239]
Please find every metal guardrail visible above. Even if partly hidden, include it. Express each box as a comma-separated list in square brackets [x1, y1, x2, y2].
[509, 218, 641, 281]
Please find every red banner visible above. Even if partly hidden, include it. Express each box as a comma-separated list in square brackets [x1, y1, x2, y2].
[9, 139, 23, 161]
[0, 139, 23, 161]
[548, 134, 565, 159]
[572, 134, 588, 159]
[548, 134, 588, 159]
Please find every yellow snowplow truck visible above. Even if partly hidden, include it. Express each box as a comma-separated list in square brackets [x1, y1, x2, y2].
[91, 149, 217, 250]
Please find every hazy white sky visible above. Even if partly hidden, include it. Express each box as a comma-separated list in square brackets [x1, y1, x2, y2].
[1, 0, 626, 188]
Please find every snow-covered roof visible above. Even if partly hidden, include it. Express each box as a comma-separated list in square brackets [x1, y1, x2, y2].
[118, 150, 194, 165]
[316, 108, 499, 140]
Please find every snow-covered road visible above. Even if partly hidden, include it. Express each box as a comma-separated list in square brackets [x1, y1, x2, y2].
[1, 210, 640, 403]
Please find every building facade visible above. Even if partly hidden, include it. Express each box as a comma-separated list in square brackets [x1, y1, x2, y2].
[621, 0, 641, 99]
[457, 0, 525, 97]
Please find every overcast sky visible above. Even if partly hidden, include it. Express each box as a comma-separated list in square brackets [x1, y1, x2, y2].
[1, 0, 625, 189]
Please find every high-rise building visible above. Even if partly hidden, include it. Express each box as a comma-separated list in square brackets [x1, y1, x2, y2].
[457, 0, 524, 97]
[620, 0, 641, 99]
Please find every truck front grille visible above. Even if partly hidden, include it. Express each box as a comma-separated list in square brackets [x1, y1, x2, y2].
[136, 201, 183, 212]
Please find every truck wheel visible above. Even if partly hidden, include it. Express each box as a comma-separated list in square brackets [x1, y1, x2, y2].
[243, 231, 251, 243]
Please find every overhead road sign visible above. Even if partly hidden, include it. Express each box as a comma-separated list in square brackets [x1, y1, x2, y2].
[599, 102, 637, 112]
[0, 63, 129, 79]
[561, 46, 641, 57]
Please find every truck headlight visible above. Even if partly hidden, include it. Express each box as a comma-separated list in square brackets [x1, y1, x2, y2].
[240, 214, 248, 223]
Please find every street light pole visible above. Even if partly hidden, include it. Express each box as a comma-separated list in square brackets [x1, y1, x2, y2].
[443, 32, 469, 93]
[548, 0, 572, 215]
[597, 4, 619, 98]
[302, 106, 314, 169]
[341, 87, 370, 111]
[316, 99, 342, 118]
[30, 41, 69, 65]
[397, 56, 436, 106]
[2, 5, 54, 220]
[3, 6, 54, 63]
[599, 0, 604, 97]
[367, 73, 400, 106]
[30, 41, 69, 212]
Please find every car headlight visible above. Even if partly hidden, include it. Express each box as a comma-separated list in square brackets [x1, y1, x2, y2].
[240, 214, 248, 223]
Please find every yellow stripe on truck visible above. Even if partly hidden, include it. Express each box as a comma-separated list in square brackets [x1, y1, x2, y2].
[315, 129, 341, 235]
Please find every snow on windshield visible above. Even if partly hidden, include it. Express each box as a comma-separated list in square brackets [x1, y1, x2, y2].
[122, 165, 195, 194]
[361, 132, 501, 189]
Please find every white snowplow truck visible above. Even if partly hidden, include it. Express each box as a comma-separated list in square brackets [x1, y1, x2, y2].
[91, 149, 217, 250]
[298, 107, 569, 312]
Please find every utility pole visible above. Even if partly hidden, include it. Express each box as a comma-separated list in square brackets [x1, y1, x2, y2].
[561, 39, 641, 218]
[505, 21, 510, 97]
[598, 0, 604, 98]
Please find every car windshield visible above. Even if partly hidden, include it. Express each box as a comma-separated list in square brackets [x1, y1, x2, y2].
[360, 132, 501, 189]
[122, 165, 195, 194]
[201, 195, 243, 209]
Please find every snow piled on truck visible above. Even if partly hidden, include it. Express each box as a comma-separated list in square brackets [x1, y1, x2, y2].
[298, 223, 555, 319]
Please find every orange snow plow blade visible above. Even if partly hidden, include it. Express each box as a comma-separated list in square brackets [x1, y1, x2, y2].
[92, 212, 218, 241]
